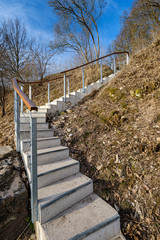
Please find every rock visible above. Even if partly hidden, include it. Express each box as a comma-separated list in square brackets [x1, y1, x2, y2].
[69, 134, 73, 137]
[130, 90, 134, 97]
[66, 109, 72, 114]
[30, 233, 36, 240]
[67, 128, 72, 133]
[0, 151, 28, 240]
[0, 146, 13, 159]
[96, 164, 103, 171]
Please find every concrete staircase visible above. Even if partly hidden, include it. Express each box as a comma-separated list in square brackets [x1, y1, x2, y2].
[20, 75, 125, 240]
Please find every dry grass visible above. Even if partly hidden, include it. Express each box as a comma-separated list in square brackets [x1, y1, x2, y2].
[52, 41, 160, 239]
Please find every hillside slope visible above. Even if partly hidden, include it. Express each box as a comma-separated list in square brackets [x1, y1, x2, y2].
[53, 41, 160, 240]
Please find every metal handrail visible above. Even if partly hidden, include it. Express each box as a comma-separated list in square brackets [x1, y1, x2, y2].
[17, 74, 72, 85]
[13, 78, 38, 111]
[60, 51, 129, 74]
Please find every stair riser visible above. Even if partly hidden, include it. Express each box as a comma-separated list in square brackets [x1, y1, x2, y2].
[20, 117, 46, 123]
[40, 181, 93, 224]
[35, 149, 69, 165]
[20, 130, 53, 140]
[21, 138, 61, 152]
[78, 218, 120, 240]
[92, 82, 102, 90]
[86, 85, 94, 94]
[38, 163, 79, 188]
[20, 123, 49, 131]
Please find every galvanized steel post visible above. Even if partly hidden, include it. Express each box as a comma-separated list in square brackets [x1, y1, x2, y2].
[82, 66, 85, 93]
[48, 82, 50, 103]
[15, 91, 20, 152]
[64, 73, 66, 102]
[126, 53, 129, 65]
[29, 85, 32, 100]
[67, 76, 70, 95]
[21, 85, 23, 114]
[30, 117, 38, 223]
[100, 59, 103, 84]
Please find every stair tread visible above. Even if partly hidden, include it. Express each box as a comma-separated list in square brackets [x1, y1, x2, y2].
[22, 136, 59, 143]
[38, 173, 92, 207]
[28, 145, 68, 156]
[41, 193, 119, 240]
[38, 158, 78, 175]
[38, 173, 92, 206]
[20, 129, 52, 132]
[21, 112, 46, 115]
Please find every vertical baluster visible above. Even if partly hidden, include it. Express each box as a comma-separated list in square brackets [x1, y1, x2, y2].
[15, 91, 20, 152]
[82, 66, 85, 93]
[100, 59, 103, 84]
[21, 85, 23, 114]
[30, 116, 38, 223]
[64, 73, 66, 102]
[48, 82, 50, 103]
[29, 85, 32, 100]
[67, 76, 70, 95]
[126, 53, 129, 65]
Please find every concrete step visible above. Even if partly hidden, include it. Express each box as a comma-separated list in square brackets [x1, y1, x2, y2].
[38, 173, 93, 224]
[38, 193, 120, 240]
[20, 116, 46, 123]
[20, 122, 49, 131]
[24, 146, 69, 166]
[20, 112, 47, 118]
[38, 108, 51, 114]
[20, 129, 53, 140]
[21, 136, 60, 152]
[38, 158, 79, 188]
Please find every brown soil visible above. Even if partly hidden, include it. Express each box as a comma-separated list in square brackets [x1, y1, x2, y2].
[52, 41, 160, 240]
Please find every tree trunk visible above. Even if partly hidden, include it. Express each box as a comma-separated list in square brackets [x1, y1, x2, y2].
[0, 73, 6, 117]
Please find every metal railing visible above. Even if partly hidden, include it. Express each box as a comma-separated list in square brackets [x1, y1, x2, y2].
[13, 78, 38, 223]
[60, 51, 129, 102]
[13, 50, 129, 224]
[16, 51, 129, 109]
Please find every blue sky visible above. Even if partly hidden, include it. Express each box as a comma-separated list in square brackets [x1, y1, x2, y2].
[0, 0, 133, 70]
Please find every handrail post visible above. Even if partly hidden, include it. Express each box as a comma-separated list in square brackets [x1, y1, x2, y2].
[30, 116, 38, 223]
[67, 76, 70, 95]
[126, 53, 129, 65]
[21, 85, 23, 114]
[14, 90, 20, 152]
[100, 58, 103, 84]
[48, 82, 50, 103]
[82, 66, 85, 93]
[29, 85, 32, 100]
[64, 73, 66, 102]
[113, 55, 116, 76]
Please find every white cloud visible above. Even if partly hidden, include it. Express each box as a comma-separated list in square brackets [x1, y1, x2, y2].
[0, 0, 54, 43]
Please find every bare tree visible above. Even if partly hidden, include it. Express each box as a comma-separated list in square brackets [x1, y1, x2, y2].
[0, 44, 9, 117]
[0, 18, 33, 79]
[49, 0, 107, 62]
[32, 44, 55, 81]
